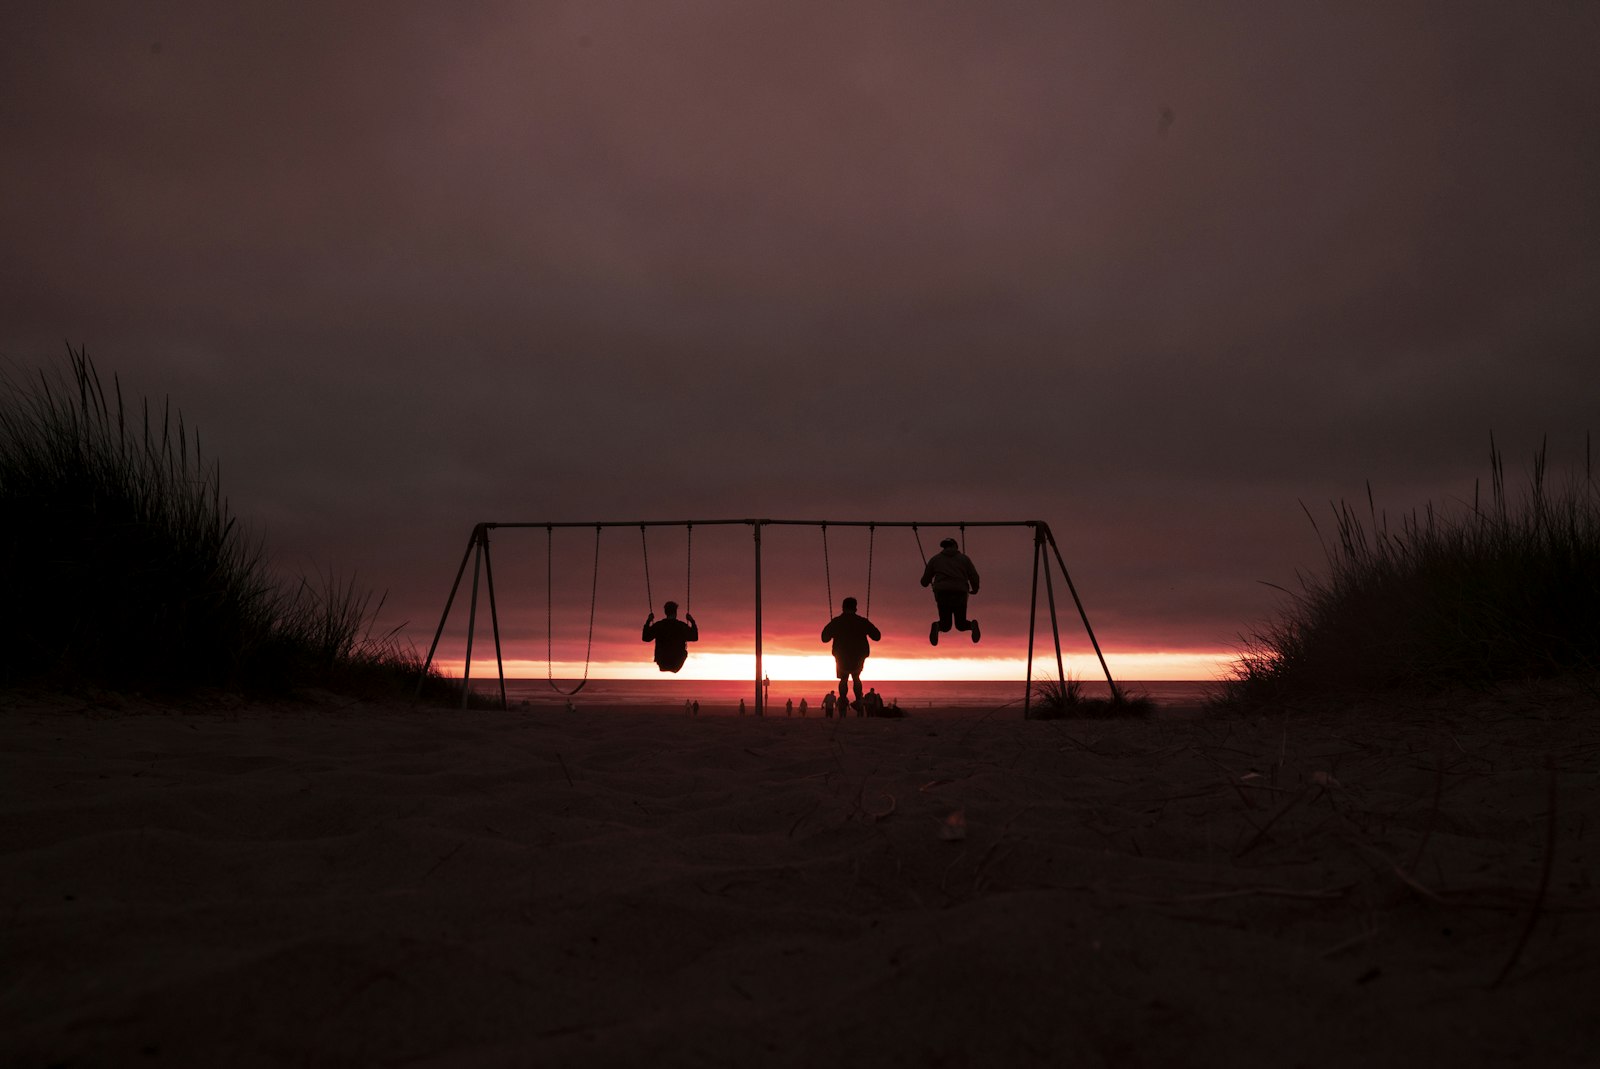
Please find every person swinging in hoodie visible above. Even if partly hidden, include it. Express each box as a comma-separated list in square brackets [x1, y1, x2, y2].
[642, 601, 698, 672]
[921, 537, 981, 646]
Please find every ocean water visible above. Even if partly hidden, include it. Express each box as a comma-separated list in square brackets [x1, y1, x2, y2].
[467, 677, 1219, 714]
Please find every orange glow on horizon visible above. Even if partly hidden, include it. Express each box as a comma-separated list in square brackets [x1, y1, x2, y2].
[433, 649, 1234, 683]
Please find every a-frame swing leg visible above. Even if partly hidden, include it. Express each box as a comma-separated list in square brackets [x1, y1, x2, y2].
[1041, 523, 1118, 700]
[481, 528, 507, 711]
[1023, 527, 1042, 718]
[461, 529, 484, 709]
[1041, 530, 1068, 691]
[417, 526, 479, 699]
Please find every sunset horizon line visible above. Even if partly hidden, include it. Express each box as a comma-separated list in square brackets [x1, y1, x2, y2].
[433, 649, 1236, 684]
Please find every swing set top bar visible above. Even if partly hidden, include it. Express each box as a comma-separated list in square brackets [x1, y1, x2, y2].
[479, 519, 1047, 530]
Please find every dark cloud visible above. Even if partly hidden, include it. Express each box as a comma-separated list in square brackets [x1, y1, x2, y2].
[4, 1, 1598, 672]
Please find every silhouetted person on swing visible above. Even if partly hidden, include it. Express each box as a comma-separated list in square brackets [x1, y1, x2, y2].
[642, 601, 698, 672]
[821, 596, 881, 713]
[922, 537, 981, 645]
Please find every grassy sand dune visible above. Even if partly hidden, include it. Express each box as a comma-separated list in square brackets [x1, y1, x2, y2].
[0, 347, 434, 698]
[1227, 438, 1600, 704]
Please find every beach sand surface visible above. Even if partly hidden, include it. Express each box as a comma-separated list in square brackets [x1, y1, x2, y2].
[2, 688, 1596, 1067]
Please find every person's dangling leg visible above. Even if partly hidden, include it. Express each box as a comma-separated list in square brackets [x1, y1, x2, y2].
[932, 590, 958, 645]
[949, 591, 980, 643]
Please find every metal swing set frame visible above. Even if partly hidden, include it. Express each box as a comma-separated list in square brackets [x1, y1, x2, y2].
[417, 518, 1117, 718]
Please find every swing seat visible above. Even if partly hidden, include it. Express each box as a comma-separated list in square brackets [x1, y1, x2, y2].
[656, 651, 688, 673]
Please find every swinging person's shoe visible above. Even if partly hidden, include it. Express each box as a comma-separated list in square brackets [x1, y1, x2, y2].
[929, 622, 940, 646]
[970, 619, 981, 643]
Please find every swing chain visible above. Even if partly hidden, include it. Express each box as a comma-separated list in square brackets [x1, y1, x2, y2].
[865, 523, 875, 617]
[821, 523, 873, 617]
[685, 524, 692, 614]
[546, 524, 600, 696]
[821, 524, 832, 618]
[640, 524, 652, 614]
[575, 526, 600, 689]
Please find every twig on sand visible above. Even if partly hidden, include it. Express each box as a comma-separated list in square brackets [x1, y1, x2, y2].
[1226, 777, 1261, 813]
[1320, 925, 1381, 959]
[1340, 829, 1445, 903]
[865, 793, 896, 822]
[1190, 748, 1263, 812]
[423, 841, 465, 879]
[973, 841, 1011, 894]
[788, 798, 820, 838]
[556, 752, 574, 788]
[1489, 760, 1559, 990]
[1404, 747, 1446, 875]
[1235, 787, 1309, 857]
[1275, 724, 1287, 787]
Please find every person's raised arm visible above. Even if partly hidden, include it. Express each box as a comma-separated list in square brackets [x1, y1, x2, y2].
[642, 614, 654, 641]
[686, 614, 699, 642]
[919, 560, 935, 588]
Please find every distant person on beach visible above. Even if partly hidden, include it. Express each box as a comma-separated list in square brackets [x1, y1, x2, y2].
[739, 697, 746, 716]
[821, 596, 881, 713]
[921, 538, 981, 646]
[692, 699, 699, 716]
[641, 601, 698, 672]
[865, 688, 882, 716]
[786, 698, 794, 717]
[822, 691, 836, 718]
[799, 696, 808, 717]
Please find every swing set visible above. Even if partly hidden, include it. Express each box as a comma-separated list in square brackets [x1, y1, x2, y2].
[417, 518, 1116, 718]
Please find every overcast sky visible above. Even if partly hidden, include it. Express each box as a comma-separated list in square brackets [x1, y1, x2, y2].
[5, 2, 1598, 681]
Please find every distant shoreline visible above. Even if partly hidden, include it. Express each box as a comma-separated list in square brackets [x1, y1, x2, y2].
[454, 677, 1221, 717]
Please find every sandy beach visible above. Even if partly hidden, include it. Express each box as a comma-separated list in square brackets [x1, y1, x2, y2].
[2, 688, 1596, 1067]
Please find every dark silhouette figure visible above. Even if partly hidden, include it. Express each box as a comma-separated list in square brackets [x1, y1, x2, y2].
[821, 596, 881, 712]
[921, 538, 980, 645]
[822, 691, 836, 718]
[642, 601, 698, 672]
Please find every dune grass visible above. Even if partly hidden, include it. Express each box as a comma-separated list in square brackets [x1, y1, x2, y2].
[1223, 437, 1600, 705]
[0, 345, 450, 699]
[1027, 674, 1155, 718]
